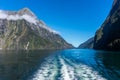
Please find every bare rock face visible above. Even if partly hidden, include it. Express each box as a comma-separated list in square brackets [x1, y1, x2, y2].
[0, 8, 73, 50]
[94, 0, 120, 51]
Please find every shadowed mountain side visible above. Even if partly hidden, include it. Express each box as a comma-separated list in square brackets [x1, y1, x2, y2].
[94, 0, 120, 51]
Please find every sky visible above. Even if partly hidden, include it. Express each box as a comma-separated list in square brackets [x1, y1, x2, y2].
[0, 0, 113, 47]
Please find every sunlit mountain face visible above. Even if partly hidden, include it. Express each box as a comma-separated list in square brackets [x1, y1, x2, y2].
[0, 8, 73, 50]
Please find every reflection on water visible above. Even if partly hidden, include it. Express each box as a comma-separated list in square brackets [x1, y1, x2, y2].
[0, 49, 120, 80]
[0, 50, 54, 80]
[95, 51, 120, 80]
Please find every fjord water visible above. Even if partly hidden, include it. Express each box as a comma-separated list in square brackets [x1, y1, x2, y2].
[0, 49, 120, 80]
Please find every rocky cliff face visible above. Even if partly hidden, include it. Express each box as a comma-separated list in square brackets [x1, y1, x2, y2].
[0, 8, 73, 50]
[78, 37, 94, 49]
[94, 0, 120, 51]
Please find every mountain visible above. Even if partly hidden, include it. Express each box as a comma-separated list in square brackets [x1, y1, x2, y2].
[78, 37, 94, 49]
[0, 8, 73, 50]
[94, 0, 120, 51]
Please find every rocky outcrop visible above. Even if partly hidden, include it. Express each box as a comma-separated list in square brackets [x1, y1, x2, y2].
[78, 37, 94, 49]
[0, 8, 73, 50]
[94, 0, 120, 51]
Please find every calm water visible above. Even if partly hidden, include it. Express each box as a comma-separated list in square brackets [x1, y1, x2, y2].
[0, 49, 120, 80]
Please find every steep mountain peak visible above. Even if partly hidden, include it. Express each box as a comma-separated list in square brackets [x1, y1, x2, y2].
[0, 8, 58, 34]
[0, 8, 37, 22]
[18, 8, 36, 18]
[20, 8, 31, 12]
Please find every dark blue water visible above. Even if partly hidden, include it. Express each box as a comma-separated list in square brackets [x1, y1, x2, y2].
[0, 49, 120, 80]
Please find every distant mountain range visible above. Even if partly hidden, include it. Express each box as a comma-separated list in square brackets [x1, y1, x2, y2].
[0, 8, 73, 50]
[78, 37, 94, 49]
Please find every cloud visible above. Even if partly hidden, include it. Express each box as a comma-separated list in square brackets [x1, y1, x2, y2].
[0, 11, 37, 24]
[0, 11, 7, 19]
[22, 14, 36, 24]
[0, 10, 58, 34]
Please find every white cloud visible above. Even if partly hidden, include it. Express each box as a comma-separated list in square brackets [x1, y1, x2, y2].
[0, 11, 37, 24]
[21, 14, 36, 24]
[0, 12, 7, 19]
[0, 10, 58, 34]
[7, 15, 20, 20]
